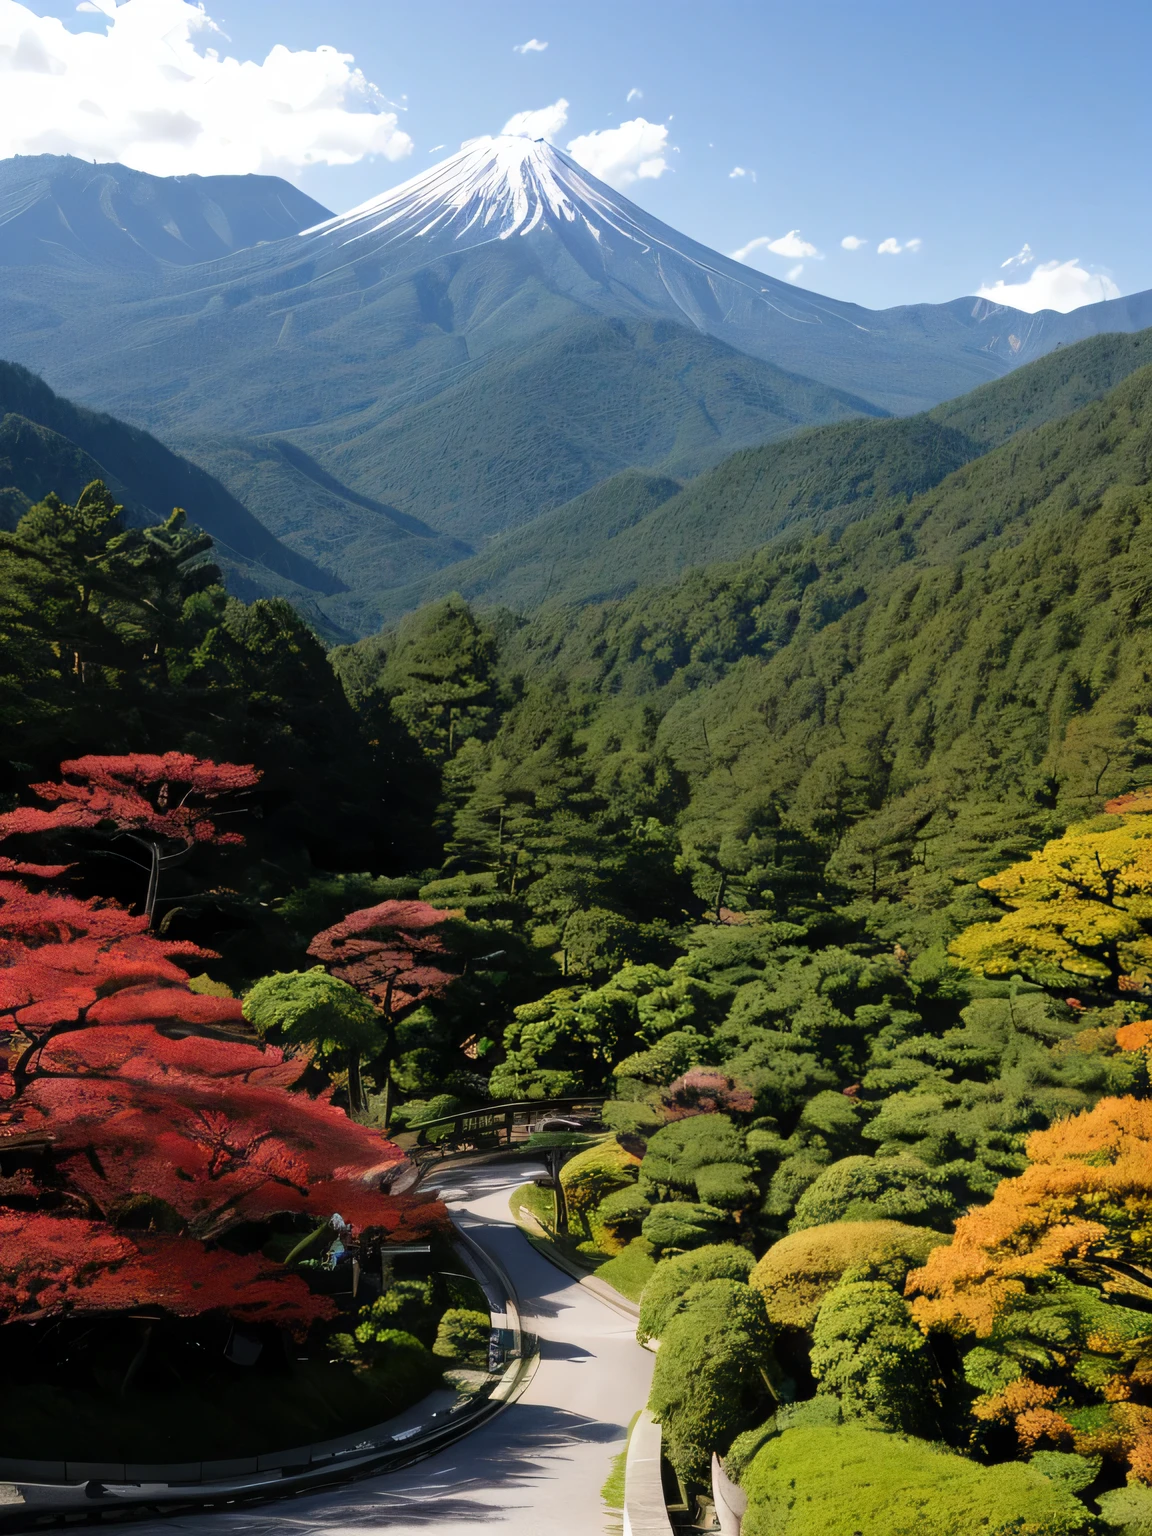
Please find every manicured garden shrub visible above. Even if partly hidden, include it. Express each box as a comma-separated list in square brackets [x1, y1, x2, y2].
[694, 1161, 760, 1210]
[750, 1220, 946, 1329]
[648, 1279, 776, 1485]
[594, 1185, 654, 1249]
[602, 1099, 664, 1138]
[642, 1200, 732, 1253]
[810, 1278, 936, 1432]
[641, 1113, 747, 1193]
[560, 1138, 641, 1221]
[433, 1307, 491, 1363]
[789, 1154, 957, 1232]
[739, 1423, 1094, 1535]
[637, 1242, 755, 1344]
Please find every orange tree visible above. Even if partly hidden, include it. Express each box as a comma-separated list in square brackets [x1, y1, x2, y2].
[949, 789, 1152, 993]
[907, 1094, 1152, 1480]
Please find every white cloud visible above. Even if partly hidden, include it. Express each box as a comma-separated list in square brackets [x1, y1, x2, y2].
[565, 115, 670, 188]
[877, 237, 902, 254]
[1001, 242, 1034, 270]
[840, 234, 867, 250]
[905, 237, 922, 252]
[513, 37, 547, 53]
[731, 230, 822, 264]
[728, 165, 756, 182]
[428, 143, 445, 153]
[626, 87, 642, 102]
[501, 97, 569, 140]
[0, 0, 413, 175]
[976, 258, 1121, 314]
[786, 263, 804, 282]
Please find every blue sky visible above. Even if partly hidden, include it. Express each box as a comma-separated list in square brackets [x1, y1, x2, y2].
[2, 0, 1148, 311]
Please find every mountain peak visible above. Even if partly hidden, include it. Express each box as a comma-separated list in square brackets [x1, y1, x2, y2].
[303, 133, 643, 251]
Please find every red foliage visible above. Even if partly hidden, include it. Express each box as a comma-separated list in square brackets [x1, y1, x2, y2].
[660, 1068, 756, 1121]
[4, 1024, 436, 1240]
[0, 753, 261, 851]
[308, 900, 461, 1019]
[1105, 789, 1152, 816]
[0, 1213, 335, 1329]
[0, 877, 446, 1328]
[0, 880, 216, 1045]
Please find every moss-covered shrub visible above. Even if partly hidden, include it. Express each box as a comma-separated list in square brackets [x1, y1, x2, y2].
[433, 1307, 491, 1363]
[642, 1200, 732, 1253]
[788, 1155, 957, 1232]
[594, 1184, 654, 1249]
[810, 1278, 936, 1433]
[560, 1137, 641, 1226]
[641, 1113, 746, 1193]
[694, 1161, 759, 1209]
[602, 1099, 664, 1138]
[740, 1423, 1094, 1535]
[749, 1220, 946, 1329]
[637, 1243, 755, 1344]
[648, 1279, 776, 1485]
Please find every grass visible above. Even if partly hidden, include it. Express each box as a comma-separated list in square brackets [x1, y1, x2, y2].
[595, 1238, 658, 1303]
[601, 1408, 642, 1517]
[512, 1180, 557, 1232]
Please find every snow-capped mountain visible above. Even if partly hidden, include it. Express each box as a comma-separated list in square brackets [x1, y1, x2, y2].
[0, 134, 1149, 634]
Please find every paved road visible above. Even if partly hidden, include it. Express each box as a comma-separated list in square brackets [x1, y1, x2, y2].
[131, 1162, 654, 1536]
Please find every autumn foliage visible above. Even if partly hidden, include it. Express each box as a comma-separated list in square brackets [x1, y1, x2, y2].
[908, 1096, 1152, 1478]
[0, 779, 445, 1331]
[308, 899, 461, 1020]
[950, 793, 1152, 990]
[0, 754, 261, 920]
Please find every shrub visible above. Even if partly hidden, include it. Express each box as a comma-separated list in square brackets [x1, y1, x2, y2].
[641, 1114, 746, 1193]
[333, 1324, 434, 1371]
[1028, 1452, 1100, 1494]
[810, 1278, 936, 1433]
[637, 1243, 755, 1344]
[595, 1185, 654, 1248]
[602, 1099, 664, 1139]
[740, 1423, 1094, 1535]
[662, 1069, 755, 1121]
[789, 1155, 957, 1232]
[1097, 1483, 1152, 1533]
[560, 1138, 641, 1222]
[648, 1279, 776, 1486]
[358, 1278, 435, 1343]
[694, 1161, 760, 1210]
[642, 1200, 732, 1254]
[433, 1307, 491, 1363]
[750, 1220, 947, 1330]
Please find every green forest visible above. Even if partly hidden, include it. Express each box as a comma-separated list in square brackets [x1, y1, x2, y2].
[2, 327, 1152, 1531]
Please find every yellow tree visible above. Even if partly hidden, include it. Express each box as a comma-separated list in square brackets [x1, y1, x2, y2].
[907, 1096, 1152, 1478]
[950, 789, 1152, 991]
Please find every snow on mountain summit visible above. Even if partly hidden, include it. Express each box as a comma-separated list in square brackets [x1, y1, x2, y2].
[303, 135, 636, 244]
[293, 132, 865, 348]
[303, 134, 682, 252]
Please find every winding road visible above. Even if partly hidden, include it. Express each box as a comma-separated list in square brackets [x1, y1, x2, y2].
[126, 1161, 655, 1535]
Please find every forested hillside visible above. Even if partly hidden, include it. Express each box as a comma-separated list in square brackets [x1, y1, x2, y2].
[377, 328, 1152, 618]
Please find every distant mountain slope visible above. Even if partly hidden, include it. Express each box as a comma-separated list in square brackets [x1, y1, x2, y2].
[3, 140, 1152, 638]
[0, 361, 341, 602]
[465, 350, 1152, 842]
[378, 328, 1152, 618]
[0, 155, 332, 270]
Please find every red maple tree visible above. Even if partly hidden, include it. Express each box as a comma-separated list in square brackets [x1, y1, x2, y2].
[307, 900, 460, 1020]
[0, 754, 260, 921]
[0, 876, 445, 1330]
[307, 900, 463, 1124]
